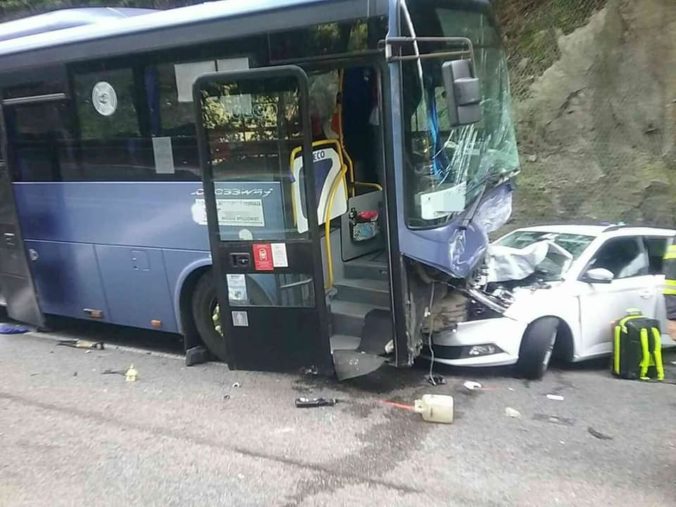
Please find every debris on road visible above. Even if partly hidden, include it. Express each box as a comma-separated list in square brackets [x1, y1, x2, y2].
[463, 381, 483, 391]
[125, 364, 138, 382]
[232, 382, 241, 388]
[532, 413, 575, 426]
[587, 427, 613, 440]
[505, 407, 521, 418]
[102, 369, 125, 376]
[185, 346, 209, 367]
[57, 339, 104, 350]
[414, 394, 454, 423]
[427, 374, 447, 386]
[0, 323, 28, 334]
[295, 397, 337, 408]
[546, 394, 565, 401]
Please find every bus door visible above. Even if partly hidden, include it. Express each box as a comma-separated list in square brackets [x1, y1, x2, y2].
[193, 66, 333, 374]
[0, 102, 44, 327]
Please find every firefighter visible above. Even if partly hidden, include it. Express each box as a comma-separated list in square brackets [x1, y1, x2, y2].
[666, 239, 676, 340]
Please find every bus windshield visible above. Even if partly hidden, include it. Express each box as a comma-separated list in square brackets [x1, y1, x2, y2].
[402, 1, 519, 227]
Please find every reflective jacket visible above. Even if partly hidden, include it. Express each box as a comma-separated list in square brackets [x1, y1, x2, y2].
[666, 241, 676, 320]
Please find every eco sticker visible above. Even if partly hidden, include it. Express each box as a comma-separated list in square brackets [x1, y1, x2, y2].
[92, 81, 118, 116]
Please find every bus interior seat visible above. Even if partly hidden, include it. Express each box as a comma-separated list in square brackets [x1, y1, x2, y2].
[289, 140, 348, 234]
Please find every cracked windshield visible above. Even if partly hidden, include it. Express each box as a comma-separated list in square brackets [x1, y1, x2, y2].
[403, 2, 519, 226]
[0, 0, 674, 505]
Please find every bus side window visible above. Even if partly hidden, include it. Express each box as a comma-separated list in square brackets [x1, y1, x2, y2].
[3, 101, 76, 182]
[70, 66, 148, 181]
[145, 63, 200, 180]
[67, 63, 202, 182]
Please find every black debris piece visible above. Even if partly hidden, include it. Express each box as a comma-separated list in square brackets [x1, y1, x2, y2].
[185, 346, 210, 367]
[587, 427, 613, 440]
[58, 339, 104, 350]
[295, 397, 338, 408]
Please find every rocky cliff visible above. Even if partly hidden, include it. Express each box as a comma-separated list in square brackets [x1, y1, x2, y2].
[510, 0, 676, 228]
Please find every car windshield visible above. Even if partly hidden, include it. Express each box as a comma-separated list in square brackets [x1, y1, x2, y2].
[497, 230, 595, 280]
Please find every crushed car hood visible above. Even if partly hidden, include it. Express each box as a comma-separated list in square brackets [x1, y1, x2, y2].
[485, 241, 550, 283]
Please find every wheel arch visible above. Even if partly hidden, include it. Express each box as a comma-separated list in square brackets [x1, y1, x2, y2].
[174, 259, 212, 350]
[523, 315, 575, 363]
[174, 260, 274, 351]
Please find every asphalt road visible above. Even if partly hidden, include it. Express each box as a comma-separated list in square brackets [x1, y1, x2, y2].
[1, 327, 675, 506]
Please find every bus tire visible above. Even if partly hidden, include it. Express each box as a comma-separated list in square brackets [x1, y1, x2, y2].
[515, 317, 559, 380]
[192, 272, 229, 362]
[191, 271, 270, 362]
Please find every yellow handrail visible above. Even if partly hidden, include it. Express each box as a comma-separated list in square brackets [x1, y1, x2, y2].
[324, 163, 347, 290]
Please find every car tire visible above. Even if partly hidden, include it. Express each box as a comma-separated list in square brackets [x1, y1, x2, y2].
[192, 271, 272, 362]
[516, 317, 559, 380]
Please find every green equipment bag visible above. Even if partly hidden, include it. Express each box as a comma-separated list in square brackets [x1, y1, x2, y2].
[612, 312, 664, 381]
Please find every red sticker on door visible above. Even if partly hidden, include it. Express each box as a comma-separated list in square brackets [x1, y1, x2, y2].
[252, 243, 274, 271]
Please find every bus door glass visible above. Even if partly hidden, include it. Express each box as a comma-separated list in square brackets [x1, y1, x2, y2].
[193, 66, 333, 373]
[0, 96, 47, 327]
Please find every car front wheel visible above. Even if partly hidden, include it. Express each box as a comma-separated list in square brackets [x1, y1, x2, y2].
[516, 317, 559, 380]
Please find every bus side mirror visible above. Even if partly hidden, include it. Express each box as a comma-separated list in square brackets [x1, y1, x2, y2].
[442, 59, 481, 127]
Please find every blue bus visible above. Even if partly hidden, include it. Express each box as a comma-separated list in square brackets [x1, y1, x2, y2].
[0, 0, 519, 378]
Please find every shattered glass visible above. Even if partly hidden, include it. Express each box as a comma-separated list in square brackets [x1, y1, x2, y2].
[447, 183, 514, 278]
[403, 6, 519, 226]
[491, 230, 596, 282]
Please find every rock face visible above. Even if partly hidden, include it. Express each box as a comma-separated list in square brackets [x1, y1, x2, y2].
[511, 0, 676, 228]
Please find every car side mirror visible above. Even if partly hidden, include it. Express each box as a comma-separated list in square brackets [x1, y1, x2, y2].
[442, 59, 481, 127]
[583, 267, 614, 284]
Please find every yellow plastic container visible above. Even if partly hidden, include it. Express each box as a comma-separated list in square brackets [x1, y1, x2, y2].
[414, 394, 454, 424]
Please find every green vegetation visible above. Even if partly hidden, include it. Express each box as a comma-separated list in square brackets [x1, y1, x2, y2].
[495, 0, 607, 98]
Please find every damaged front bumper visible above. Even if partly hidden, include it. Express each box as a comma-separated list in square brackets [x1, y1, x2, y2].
[427, 316, 527, 367]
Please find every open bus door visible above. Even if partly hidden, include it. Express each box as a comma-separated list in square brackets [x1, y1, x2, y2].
[193, 66, 334, 374]
[0, 103, 44, 327]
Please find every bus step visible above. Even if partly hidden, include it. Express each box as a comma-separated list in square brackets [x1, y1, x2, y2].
[330, 300, 386, 337]
[332, 349, 386, 381]
[333, 278, 390, 307]
[343, 257, 389, 281]
[330, 334, 361, 352]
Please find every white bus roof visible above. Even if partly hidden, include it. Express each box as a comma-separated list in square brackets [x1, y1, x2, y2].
[0, 8, 155, 43]
[0, 0, 385, 72]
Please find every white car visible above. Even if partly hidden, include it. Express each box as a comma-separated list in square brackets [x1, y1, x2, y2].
[431, 225, 675, 379]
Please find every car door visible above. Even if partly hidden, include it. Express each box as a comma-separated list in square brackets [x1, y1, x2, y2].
[576, 236, 654, 358]
[643, 235, 672, 345]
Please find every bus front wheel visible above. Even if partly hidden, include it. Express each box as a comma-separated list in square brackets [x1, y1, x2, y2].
[191, 271, 269, 362]
[192, 272, 229, 362]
